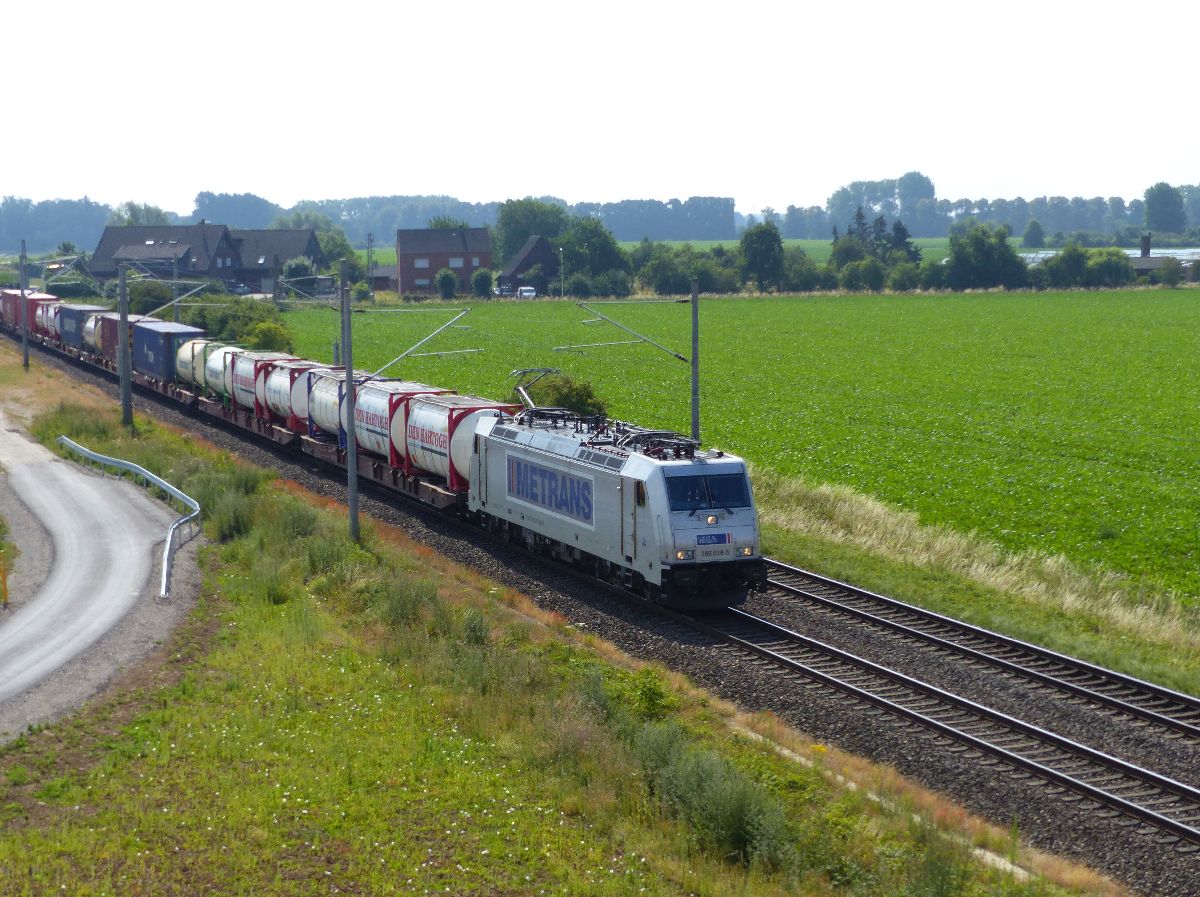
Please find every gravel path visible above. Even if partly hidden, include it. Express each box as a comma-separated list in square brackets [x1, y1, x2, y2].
[0, 410, 202, 744]
[35, 348, 1199, 897]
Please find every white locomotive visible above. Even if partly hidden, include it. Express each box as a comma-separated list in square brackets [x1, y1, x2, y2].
[468, 373, 765, 607]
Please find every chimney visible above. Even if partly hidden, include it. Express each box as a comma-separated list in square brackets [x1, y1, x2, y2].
[1141, 233, 1151, 258]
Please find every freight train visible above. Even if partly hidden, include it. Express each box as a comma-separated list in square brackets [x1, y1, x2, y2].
[0, 289, 766, 608]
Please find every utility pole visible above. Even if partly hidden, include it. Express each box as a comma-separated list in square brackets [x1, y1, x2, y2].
[690, 278, 700, 441]
[19, 241, 29, 370]
[366, 232, 375, 300]
[118, 265, 133, 427]
[172, 257, 180, 322]
[340, 261, 360, 542]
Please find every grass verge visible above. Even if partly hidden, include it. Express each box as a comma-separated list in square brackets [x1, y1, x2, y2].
[0, 400, 1107, 896]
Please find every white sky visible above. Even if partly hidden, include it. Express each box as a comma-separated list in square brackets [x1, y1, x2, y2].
[7, 0, 1195, 217]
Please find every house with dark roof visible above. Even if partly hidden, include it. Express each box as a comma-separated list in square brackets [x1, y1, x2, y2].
[229, 229, 326, 292]
[396, 227, 491, 294]
[88, 222, 238, 281]
[88, 223, 325, 292]
[497, 235, 559, 293]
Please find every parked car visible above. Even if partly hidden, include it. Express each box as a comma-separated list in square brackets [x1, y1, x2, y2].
[227, 282, 251, 295]
[516, 286, 537, 298]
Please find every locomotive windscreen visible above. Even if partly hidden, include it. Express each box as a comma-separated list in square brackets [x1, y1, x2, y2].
[666, 474, 751, 512]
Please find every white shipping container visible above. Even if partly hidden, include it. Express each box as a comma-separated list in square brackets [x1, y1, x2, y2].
[405, 395, 513, 484]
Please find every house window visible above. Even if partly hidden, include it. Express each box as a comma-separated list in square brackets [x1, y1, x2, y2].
[415, 278, 430, 287]
[216, 258, 223, 268]
[472, 256, 480, 267]
[449, 257, 464, 269]
[414, 258, 430, 269]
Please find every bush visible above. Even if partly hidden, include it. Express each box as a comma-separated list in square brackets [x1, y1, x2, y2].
[352, 281, 372, 301]
[886, 261, 921, 292]
[530, 373, 607, 417]
[245, 321, 294, 352]
[435, 267, 457, 299]
[634, 722, 792, 869]
[129, 280, 174, 315]
[471, 268, 493, 298]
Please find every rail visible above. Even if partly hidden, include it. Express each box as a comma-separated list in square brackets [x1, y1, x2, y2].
[54, 436, 201, 598]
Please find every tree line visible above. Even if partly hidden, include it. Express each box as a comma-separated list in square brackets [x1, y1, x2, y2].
[6, 175, 1200, 255]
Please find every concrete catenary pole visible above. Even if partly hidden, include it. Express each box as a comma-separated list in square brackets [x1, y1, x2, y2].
[690, 278, 700, 441]
[119, 264, 133, 427]
[19, 241, 29, 370]
[340, 261, 360, 542]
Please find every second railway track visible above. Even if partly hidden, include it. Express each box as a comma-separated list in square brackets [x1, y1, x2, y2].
[680, 605, 1200, 851]
[764, 558, 1200, 740]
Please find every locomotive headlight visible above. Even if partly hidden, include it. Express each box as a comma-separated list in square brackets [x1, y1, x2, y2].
[739, 546, 754, 557]
[705, 514, 719, 525]
[675, 549, 695, 561]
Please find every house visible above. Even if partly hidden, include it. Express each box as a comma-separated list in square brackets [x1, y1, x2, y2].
[496, 235, 559, 293]
[229, 229, 326, 293]
[368, 265, 398, 292]
[88, 222, 238, 281]
[88, 223, 325, 292]
[395, 227, 491, 294]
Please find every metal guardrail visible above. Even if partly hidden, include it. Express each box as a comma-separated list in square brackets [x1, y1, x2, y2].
[54, 437, 201, 598]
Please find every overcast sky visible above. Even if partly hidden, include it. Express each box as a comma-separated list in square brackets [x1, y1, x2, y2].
[8, 0, 1195, 217]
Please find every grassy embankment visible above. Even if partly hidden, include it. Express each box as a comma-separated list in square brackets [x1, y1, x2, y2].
[0, 348, 1101, 894]
[284, 290, 1200, 695]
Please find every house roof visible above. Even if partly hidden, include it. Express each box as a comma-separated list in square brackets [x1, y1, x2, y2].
[500, 235, 552, 278]
[90, 223, 230, 277]
[397, 227, 491, 255]
[230, 229, 325, 271]
[114, 242, 192, 263]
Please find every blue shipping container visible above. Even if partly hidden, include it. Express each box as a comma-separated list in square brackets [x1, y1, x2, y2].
[58, 304, 107, 349]
[133, 321, 205, 382]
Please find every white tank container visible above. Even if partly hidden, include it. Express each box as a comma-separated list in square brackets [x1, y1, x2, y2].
[230, 351, 292, 410]
[176, 339, 219, 388]
[204, 345, 242, 397]
[352, 381, 446, 460]
[308, 370, 357, 436]
[48, 304, 63, 338]
[35, 302, 61, 335]
[264, 361, 327, 422]
[405, 395, 513, 483]
[82, 313, 103, 351]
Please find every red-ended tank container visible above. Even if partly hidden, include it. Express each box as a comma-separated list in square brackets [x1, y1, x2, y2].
[404, 394, 519, 492]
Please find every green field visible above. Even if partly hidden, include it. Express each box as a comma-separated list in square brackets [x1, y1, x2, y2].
[286, 289, 1200, 604]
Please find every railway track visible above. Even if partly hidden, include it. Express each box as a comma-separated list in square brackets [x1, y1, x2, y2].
[764, 558, 1200, 740]
[678, 605, 1200, 851]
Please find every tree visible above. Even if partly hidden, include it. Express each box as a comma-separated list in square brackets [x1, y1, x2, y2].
[1144, 183, 1186, 233]
[109, 201, 172, 226]
[281, 256, 317, 295]
[428, 216, 470, 229]
[739, 221, 784, 291]
[317, 229, 363, 281]
[56, 241, 77, 255]
[557, 215, 627, 278]
[1158, 256, 1185, 287]
[472, 268, 493, 298]
[886, 262, 921, 292]
[435, 267, 457, 299]
[1040, 242, 1088, 288]
[270, 210, 337, 233]
[494, 199, 568, 264]
[129, 280, 174, 314]
[944, 222, 1027, 290]
[193, 192, 280, 228]
[1022, 219, 1045, 249]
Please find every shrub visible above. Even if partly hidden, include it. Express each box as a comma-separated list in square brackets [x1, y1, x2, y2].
[435, 267, 457, 299]
[245, 320, 294, 352]
[471, 268, 493, 298]
[128, 280, 174, 315]
[634, 722, 792, 869]
[530, 373, 607, 417]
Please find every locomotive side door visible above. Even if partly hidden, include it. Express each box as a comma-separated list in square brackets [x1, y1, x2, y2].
[620, 476, 638, 563]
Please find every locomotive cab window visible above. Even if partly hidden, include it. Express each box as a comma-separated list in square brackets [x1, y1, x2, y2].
[666, 474, 751, 512]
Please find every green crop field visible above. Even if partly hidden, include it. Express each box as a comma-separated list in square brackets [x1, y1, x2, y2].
[285, 289, 1200, 604]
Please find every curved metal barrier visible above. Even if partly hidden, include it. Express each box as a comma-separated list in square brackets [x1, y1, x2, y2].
[54, 436, 201, 598]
